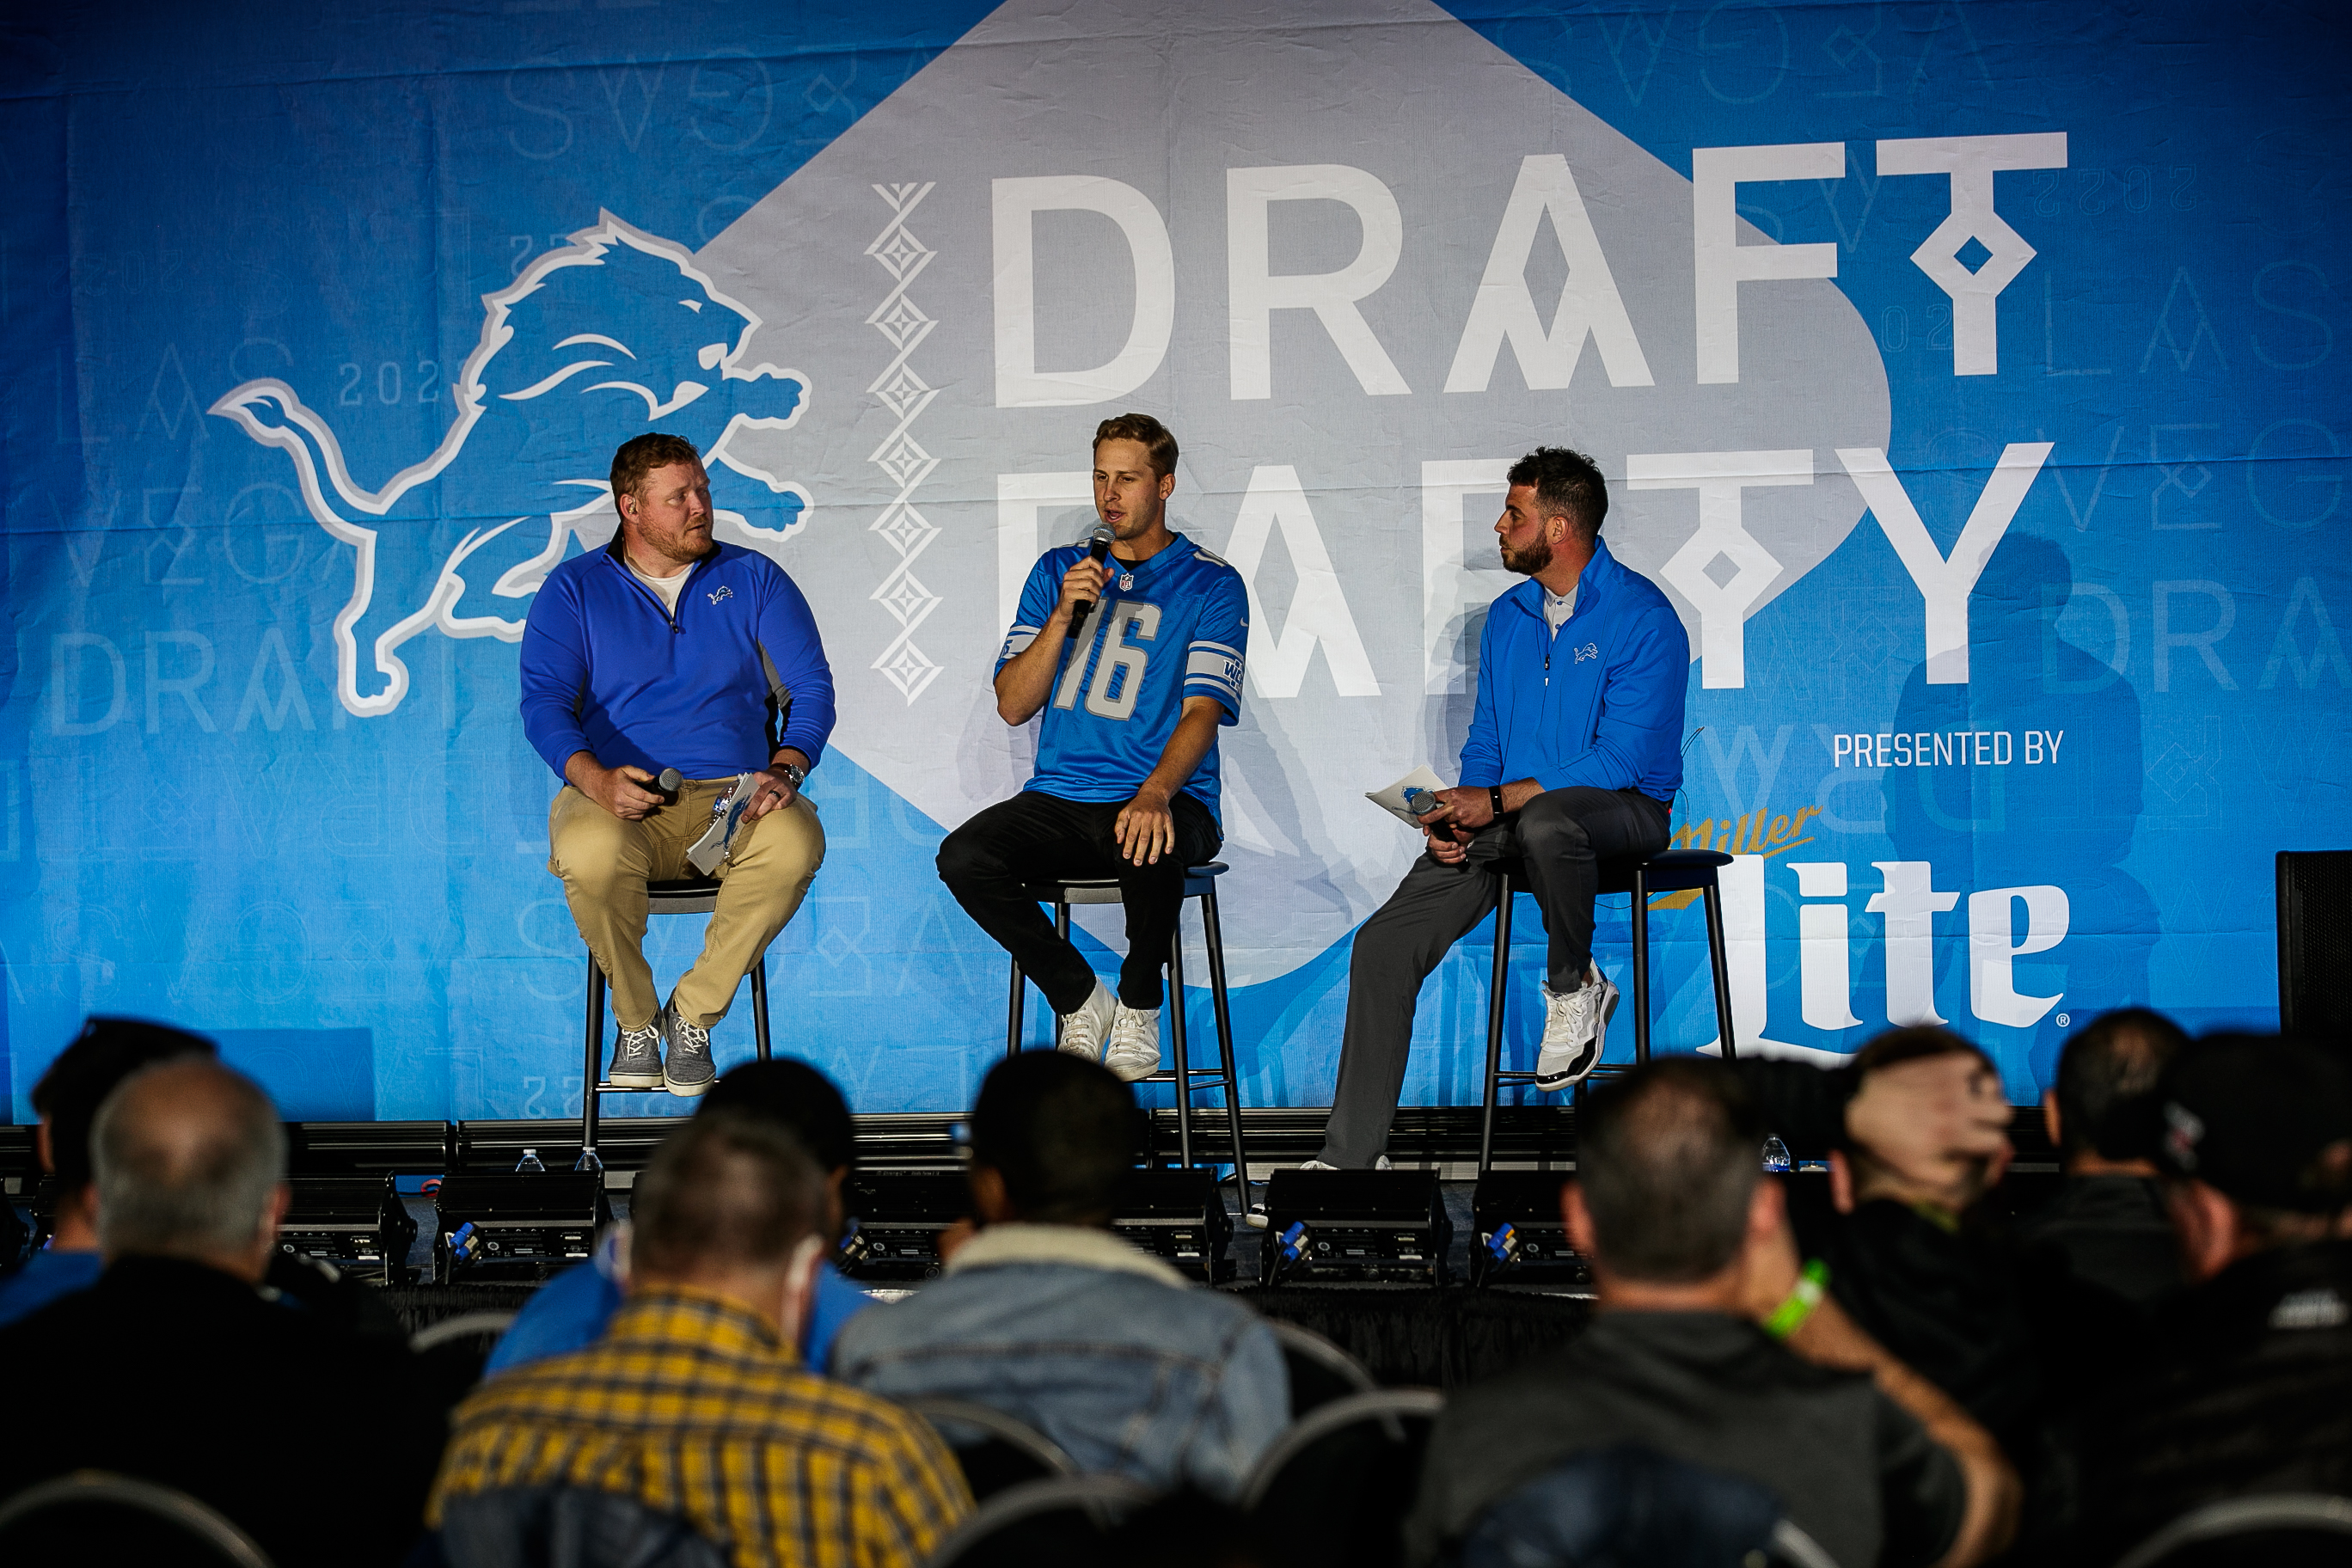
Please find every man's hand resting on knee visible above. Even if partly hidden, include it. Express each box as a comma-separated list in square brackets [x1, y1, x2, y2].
[1115, 785, 1177, 867]
[567, 753, 667, 821]
[738, 768, 799, 823]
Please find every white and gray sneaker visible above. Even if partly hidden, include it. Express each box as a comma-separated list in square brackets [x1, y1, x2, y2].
[1247, 1155, 1391, 1227]
[608, 1020, 664, 1090]
[659, 1000, 717, 1098]
[1534, 964, 1619, 1091]
[1104, 1002, 1161, 1081]
[1056, 978, 1117, 1063]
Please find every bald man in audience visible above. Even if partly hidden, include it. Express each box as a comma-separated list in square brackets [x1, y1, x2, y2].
[0, 1058, 446, 1566]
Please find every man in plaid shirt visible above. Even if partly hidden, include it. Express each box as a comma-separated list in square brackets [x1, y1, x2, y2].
[430, 1112, 970, 1566]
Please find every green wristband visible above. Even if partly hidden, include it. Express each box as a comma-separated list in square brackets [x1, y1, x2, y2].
[1763, 1259, 1830, 1341]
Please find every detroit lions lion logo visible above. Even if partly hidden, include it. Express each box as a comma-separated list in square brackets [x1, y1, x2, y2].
[211, 211, 811, 717]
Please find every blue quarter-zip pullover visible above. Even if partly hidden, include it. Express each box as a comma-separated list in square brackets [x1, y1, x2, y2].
[518, 537, 836, 781]
[1457, 534, 1689, 801]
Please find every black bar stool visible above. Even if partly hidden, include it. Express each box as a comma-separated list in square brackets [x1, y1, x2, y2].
[1478, 848, 1737, 1173]
[579, 876, 771, 1173]
[1004, 864, 1247, 1209]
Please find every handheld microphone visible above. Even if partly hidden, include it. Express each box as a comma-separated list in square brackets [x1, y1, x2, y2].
[652, 767, 683, 802]
[1067, 525, 1116, 640]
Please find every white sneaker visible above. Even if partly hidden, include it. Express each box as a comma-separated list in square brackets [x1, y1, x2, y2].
[1056, 979, 1117, 1063]
[1534, 964, 1618, 1091]
[1104, 1003, 1161, 1081]
[1248, 1155, 1391, 1226]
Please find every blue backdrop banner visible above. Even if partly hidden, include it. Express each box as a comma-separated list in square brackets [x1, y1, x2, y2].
[5, 0, 2344, 1121]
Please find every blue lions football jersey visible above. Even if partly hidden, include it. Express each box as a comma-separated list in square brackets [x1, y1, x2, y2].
[996, 533, 1249, 823]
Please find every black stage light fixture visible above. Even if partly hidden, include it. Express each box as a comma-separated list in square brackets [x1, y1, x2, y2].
[0, 1124, 38, 1191]
[1467, 1171, 1589, 1289]
[1260, 1169, 1452, 1286]
[836, 1172, 970, 1283]
[279, 1173, 418, 1285]
[433, 1171, 611, 1283]
[1115, 1168, 1234, 1283]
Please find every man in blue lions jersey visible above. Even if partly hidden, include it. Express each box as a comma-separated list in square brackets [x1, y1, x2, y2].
[938, 414, 1247, 1081]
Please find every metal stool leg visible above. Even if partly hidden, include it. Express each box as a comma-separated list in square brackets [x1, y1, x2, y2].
[1479, 870, 1515, 1176]
[750, 957, 772, 1063]
[1167, 922, 1193, 1173]
[1198, 884, 1248, 1211]
[1631, 869, 1651, 1065]
[579, 955, 606, 1174]
[1006, 958, 1027, 1057]
[1701, 879, 1739, 1061]
[1051, 902, 1073, 1046]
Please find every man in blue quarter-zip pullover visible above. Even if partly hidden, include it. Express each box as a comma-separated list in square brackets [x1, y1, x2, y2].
[1314, 448, 1688, 1170]
[520, 433, 834, 1098]
[937, 414, 1248, 1083]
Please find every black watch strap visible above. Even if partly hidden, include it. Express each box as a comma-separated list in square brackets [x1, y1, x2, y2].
[773, 757, 806, 787]
[1490, 786, 1506, 819]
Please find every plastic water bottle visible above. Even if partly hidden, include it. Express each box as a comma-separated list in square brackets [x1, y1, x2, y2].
[515, 1147, 547, 1174]
[1761, 1136, 1792, 1173]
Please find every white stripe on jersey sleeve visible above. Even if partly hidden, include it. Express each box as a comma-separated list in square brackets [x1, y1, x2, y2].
[1185, 646, 1246, 701]
[1189, 639, 1244, 661]
[1000, 626, 1042, 660]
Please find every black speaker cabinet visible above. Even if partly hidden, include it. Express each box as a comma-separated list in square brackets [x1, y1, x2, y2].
[1114, 1167, 1234, 1283]
[434, 1171, 610, 1283]
[2279, 851, 2352, 1042]
[1467, 1171, 1588, 1289]
[836, 1172, 970, 1283]
[281, 1173, 418, 1284]
[1259, 1169, 1451, 1285]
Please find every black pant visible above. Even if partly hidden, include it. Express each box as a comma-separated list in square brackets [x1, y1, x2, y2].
[937, 789, 1222, 1014]
[1319, 786, 1672, 1167]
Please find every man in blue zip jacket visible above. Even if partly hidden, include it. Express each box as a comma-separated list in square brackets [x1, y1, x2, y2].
[1314, 447, 1688, 1169]
[520, 432, 834, 1096]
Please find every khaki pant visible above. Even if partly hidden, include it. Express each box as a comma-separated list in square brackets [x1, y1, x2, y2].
[548, 780, 824, 1031]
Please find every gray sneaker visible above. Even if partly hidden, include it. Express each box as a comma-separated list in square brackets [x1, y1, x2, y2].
[1534, 964, 1619, 1091]
[608, 1020, 663, 1090]
[660, 1000, 716, 1098]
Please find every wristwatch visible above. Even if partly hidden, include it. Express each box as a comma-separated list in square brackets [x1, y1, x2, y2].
[1489, 785, 1506, 820]
[772, 757, 807, 789]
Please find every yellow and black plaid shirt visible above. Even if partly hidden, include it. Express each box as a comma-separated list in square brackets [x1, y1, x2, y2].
[430, 1285, 971, 1567]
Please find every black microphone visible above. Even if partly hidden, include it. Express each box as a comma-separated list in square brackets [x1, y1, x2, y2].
[1067, 525, 1116, 640]
[652, 767, 683, 803]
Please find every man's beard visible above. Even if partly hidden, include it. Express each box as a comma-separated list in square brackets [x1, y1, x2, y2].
[1502, 534, 1553, 576]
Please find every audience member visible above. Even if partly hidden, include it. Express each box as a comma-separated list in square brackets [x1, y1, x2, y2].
[0, 1015, 215, 1326]
[0, 1057, 447, 1566]
[2016, 1007, 2188, 1405]
[1406, 1057, 2018, 1568]
[485, 1057, 873, 1376]
[1764, 1028, 2042, 1450]
[2074, 1034, 2352, 1560]
[432, 1111, 969, 1566]
[830, 1052, 1288, 1499]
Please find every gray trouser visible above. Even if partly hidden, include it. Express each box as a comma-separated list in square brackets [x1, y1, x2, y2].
[1316, 787, 1672, 1168]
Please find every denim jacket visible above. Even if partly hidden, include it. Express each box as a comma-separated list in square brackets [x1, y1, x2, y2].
[829, 1222, 1289, 1499]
